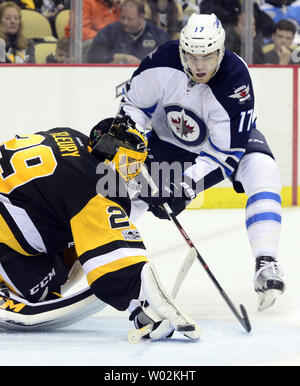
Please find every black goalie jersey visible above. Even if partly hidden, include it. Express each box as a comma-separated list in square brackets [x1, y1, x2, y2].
[0, 128, 147, 310]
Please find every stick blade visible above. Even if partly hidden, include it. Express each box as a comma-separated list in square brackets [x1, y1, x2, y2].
[239, 304, 251, 333]
[171, 247, 197, 299]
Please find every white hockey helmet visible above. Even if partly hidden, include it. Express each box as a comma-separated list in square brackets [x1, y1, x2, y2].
[179, 13, 226, 80]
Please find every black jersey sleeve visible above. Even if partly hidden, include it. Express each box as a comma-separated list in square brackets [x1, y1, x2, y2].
[70, 193, 148, 311]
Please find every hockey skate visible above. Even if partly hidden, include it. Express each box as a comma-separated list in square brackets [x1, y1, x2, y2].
[254, 256, 286, 312]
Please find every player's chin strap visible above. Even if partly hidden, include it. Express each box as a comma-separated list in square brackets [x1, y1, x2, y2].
[0, 287, 106, 331]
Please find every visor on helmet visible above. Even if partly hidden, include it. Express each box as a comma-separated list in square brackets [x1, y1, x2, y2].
[89, 115, 148, 181]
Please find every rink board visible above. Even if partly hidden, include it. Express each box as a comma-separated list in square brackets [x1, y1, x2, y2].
[0, 64, 298, 207]
[188, 186, 293, 209]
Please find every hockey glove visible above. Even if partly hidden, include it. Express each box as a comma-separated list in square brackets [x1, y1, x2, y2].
[145, 179, 196, 219]
[143, 262, 200, 340]
[129, 300, 174, 340]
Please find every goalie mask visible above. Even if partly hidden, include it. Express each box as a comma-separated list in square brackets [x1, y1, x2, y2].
[179, 13, 225, 83]
[89, 114, 148, 181]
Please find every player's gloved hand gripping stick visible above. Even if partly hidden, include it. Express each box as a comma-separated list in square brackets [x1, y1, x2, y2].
[141, 166, 252, 334]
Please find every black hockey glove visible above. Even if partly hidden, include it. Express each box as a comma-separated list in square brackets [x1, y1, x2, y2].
[129, 301, 174, 340]
[144, 179, 196, 220]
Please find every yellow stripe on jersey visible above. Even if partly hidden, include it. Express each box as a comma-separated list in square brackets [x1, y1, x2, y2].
[86, 255, 148, 286]
[70, 194, 142, 258]
[0, 214, 32, 256]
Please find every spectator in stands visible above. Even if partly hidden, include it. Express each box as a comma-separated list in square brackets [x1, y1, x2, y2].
[200, 0, 275, 40]
[225, 10, 265, 64]
[65, 0, 120, 42]
[36, 0, 65, 15]
[262, 19, 299, 64]
[176, 0, 199, 24]
[260, 0, 300, 43]
[144, 0, 183, 39]
[87, 0, 170, 64]
[65, 0, 120, 61]
[0, 1, 34, 62]
[46, 36, 70, 62]
[34, 1, 65, 37]
[200, 0, 241, 24]
[0, 0, 35, 9]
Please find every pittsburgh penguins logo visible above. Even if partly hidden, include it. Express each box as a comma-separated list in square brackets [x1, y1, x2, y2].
[164, 105, 208, 146]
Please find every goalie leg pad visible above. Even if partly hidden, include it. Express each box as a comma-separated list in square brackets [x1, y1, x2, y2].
[140, 262, 201, 340]
[0, 287, 106, 331]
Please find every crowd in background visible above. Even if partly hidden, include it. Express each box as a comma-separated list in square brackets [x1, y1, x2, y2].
[0, 0, 299, 65]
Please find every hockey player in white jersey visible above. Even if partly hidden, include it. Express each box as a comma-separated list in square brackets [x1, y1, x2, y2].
[120, 13, 285, 312]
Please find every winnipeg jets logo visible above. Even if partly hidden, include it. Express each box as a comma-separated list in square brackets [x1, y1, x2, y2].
[165, 105, 208, 146]
[229, 85, 251, 103]
[171, 113, 195, 138]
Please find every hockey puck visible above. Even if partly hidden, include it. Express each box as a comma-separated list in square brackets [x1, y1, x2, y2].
[177, 325, 196, 332]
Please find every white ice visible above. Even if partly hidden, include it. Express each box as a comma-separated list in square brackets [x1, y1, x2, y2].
[1, 207, 300, 366]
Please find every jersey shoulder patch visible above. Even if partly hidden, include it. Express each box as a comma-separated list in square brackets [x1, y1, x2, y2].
[208, 51, 254, 116]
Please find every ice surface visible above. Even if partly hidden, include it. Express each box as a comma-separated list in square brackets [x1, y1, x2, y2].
[1, 207, 300, 366]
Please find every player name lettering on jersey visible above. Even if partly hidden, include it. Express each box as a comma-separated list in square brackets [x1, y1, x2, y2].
[51, 132, 80, 157]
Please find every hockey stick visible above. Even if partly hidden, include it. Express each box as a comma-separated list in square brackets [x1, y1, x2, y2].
[140, 168, 197, 298]
[141, 167, 251, 333]
[128, 323, 154, 343]
[171, 247, 197, 299]
[162, 204, 251, 333]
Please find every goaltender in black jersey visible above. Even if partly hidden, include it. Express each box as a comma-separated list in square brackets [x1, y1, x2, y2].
[0, 114, 200, 341]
